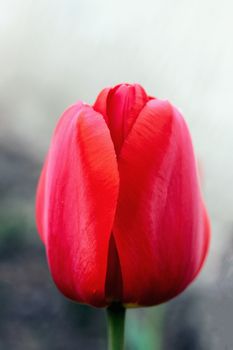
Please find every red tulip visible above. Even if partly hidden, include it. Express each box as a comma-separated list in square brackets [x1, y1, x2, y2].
[36, 83, 210, 308]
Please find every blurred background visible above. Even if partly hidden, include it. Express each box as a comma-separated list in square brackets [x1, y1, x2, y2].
[0, 0, 232, 349]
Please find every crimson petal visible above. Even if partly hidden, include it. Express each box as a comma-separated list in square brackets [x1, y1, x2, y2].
[113, 99, 210, 306]
[36, 103, 119, 307]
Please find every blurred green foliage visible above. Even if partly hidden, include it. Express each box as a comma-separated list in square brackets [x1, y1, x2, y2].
[126, 305, 165, 350]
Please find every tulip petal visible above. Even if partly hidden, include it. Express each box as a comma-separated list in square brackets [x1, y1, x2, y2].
[94, 84, 148, 156]
[36, 103, 83, 243]
[93, 87, 111, 123]
[113, 99, 210, 306]
[36, 103, 119, 307]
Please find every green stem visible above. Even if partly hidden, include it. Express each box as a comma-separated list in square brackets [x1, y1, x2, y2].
[107, 303, 126, 350]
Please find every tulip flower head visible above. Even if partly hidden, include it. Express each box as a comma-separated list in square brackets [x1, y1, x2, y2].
[36, 83, 210, 308]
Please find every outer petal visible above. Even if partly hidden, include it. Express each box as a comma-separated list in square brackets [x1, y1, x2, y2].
[36, 103, 119, 307]
[113, 99, 210, 306]
[36, 103, 82, 243]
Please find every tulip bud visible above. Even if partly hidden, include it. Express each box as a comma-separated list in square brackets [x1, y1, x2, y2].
[36, 83, 210, 307]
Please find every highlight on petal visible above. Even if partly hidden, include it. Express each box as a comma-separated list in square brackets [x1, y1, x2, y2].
[113, 99, 210, 306]
[36, 103, 119, 307]
[36, 103, 83, 243]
